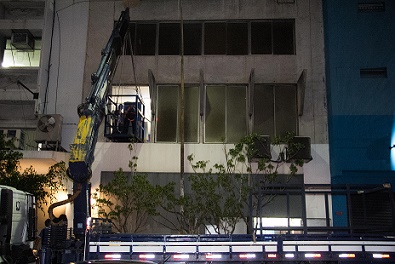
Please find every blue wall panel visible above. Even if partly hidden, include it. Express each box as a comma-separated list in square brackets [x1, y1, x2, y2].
[323, 0, 395, 186]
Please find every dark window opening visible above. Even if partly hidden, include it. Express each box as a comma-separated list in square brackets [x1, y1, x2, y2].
[135, 23, 156, 55]
[227, 23, 248, 55]
[184, 23, 202, 55]
[204, 22, 226, 55]
[273, 21, 295, 55]
[159, 23, 180, 55]
[251, 22, 272, 54]
[7, 130, 17, 138]
[131, 20, 295, 56]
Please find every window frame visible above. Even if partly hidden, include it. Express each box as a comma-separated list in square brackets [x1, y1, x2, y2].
[129, 19, 296, 56]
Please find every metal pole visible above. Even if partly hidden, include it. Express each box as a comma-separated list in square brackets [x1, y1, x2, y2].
[179, 0, 185, 200]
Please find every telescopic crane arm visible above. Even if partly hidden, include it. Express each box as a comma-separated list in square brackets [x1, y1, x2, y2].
[48, 8, 130, 233]
[68, 8, 130, 184]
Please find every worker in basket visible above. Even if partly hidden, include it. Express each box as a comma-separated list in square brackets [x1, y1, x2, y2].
[122, 104, 135, 134]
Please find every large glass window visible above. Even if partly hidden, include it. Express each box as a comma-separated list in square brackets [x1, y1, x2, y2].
[156, 85, 199, 142]
[184, 86, 199, 142]
[253, 84, 297, 138]
[154, 83, 296, 143]
[157, 85, 178, 142]
[205, 85, 247, 143]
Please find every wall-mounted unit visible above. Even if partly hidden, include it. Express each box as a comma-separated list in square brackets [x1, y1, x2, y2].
[250, 135, 271, 161]
[11, 31, 35, 50]
[35, 114, 63, 144]
[286, 136, 312, 163]
[1, 129, 24, 149]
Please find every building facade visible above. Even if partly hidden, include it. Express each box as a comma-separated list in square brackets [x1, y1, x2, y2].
[2, 0, 366, 234]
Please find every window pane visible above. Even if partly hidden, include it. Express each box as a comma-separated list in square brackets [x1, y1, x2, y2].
[204, 23, 226, 55]
[273, 21, 295, 55]
[275, 85, 297, 136]
[184, 86, 199, 142]
[157, 85, 178, 142]
[135, 23, 156, 55]
[125, 22, 135, 55]
[159, 23, 180, 55]
[184, 23, 202, 55]
[251, 22, 272, 54]
[227, 86, 247, 142]
[253, 85, 274, 137]
[227, 23, 248, 55]
[205, 86, 225, 142]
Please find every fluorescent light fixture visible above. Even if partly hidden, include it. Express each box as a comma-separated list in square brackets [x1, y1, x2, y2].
[173, 254, 189, 259]
[104, 254, 121, 259]
[339, 253, 356, 258]
[373, 253, 390, 259]
[239, 253, 256, 259]
[139, 254, 156, 259]
[205, 254, 222, 259]
[305, 253, 321, 258]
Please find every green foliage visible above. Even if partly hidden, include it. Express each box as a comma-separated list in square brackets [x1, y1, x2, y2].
[161, 132, 306, 234]
[0, 134, 67, 209]
[93, 133, 306, 235]
[93, 168, 174, 233]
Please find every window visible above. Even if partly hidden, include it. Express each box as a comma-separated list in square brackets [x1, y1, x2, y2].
[2, 39, 41, 68]
[7, 130, 17, 138]
[184, 86, 199, 142]
[130, 20, 295, 56]
[204, 23, 226, 55]
[253, 84, 297, 138]
[156, 85, 199, 142]
[273, 21, 295, 54]
[205, 85, 247, 143]
[183, 23, 202, 55]
[135, 23, 156, 55]
[157, 85, 178, 142]
[251, 22, 272, 54]
[159, 23, 180, 55]
[251, 20, 295, 55]
[227, 23, 248, 55]
[154, 83, 296, 143]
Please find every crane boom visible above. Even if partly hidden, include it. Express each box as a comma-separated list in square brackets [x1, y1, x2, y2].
[68, 8, 130, 183]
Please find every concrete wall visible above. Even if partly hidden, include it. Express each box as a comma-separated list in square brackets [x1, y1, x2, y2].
[38, 0, 89, 148]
